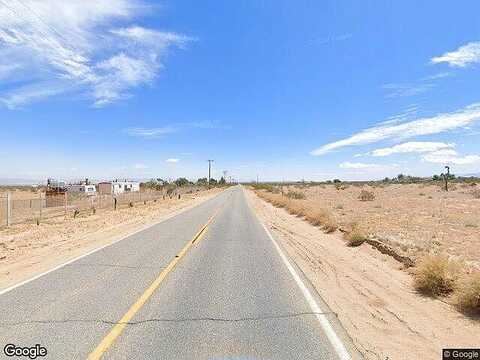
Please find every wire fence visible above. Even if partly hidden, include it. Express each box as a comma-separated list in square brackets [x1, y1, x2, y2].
[0, 189, 194, 227]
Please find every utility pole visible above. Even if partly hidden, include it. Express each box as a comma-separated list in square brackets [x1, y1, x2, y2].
[207, 160, 214, 188]
[444, 165, 450, 191]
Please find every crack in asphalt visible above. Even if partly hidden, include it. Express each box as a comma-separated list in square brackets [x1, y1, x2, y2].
[0, 311, 338, 327]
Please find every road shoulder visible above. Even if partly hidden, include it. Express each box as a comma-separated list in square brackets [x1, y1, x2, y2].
[0, 189, 223, 291]
[246, 189, 480, 360]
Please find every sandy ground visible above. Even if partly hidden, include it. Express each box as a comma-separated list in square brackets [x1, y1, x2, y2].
[0, 188, 222, 290]
[282, 183, 480, 269]
[247, 189, 480, 360]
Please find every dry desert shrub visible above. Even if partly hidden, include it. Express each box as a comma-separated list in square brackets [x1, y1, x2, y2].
[413, 255, 462, 296]
[286, 200, 308, 217]
[345, 227, 367, 247]
[304, 207, 328, 226]
[307, 209, 338, 233]
[257, 191, 337, 233]
[322, 216, 338, 233]
[358, 190, 375, 201]
[286, 190, 306, 200]
[454, 273, 480, 315]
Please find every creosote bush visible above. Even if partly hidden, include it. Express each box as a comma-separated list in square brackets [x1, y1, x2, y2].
[358, 190, 375, 201]
[413, 255, 462, 296]
[344, 225, 366, 247]
[286, 190, 306, 200]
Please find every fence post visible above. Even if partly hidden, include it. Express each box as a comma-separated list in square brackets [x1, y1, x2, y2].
[39, 193, 43, 223]
[64, 192, 68, 216]
[6, 192, 11, 227]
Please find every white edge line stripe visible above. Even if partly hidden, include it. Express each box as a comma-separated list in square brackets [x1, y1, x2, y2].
[0, 192, 224, 296]
[261, 222, 352, 360]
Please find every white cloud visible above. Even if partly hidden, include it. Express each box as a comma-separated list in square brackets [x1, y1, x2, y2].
[134, 163, 148, 169]
[93, 52, 158, 106]
[0, 81, 70, 109]
[339, 162, 381, 169]
[111, 26, 193, 48]
[382, 83, 433, 98]
[0, 63, 21, 79]
[166, 158, 179, 163]
[420, 72, 451, 81]
[122, 121, 227, 139]
[123, 127, 177, 138]
[379, 105, 418, 126]
[431, 42, 480, 67]
[311, 103, 480, 155]
[422, 149, 480, 165]
[0, 1, 191, 108]
[370, 142, 455, 157]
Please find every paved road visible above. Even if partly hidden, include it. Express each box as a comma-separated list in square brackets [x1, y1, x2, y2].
[0, 186, 356, 359]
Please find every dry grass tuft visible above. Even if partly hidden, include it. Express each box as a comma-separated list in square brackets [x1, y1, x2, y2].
[345, 227, 367, 247]
[413, 255, 462, 296]
[322, 216, 338, 233]
[286, 201, 308, 217]
[256, 190, 337, 234]
[454, 273, 480, 315]
[286, 190, 306, 200]
[358, 190, 375, 201]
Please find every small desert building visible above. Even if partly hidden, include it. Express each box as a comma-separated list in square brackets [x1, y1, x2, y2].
[98, 181, 140, 195]
[67, 184, 97, 196]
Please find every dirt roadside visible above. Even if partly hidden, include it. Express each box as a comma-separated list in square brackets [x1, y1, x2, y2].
[246, 189, 479, 360]
[0, 188, 223, 291]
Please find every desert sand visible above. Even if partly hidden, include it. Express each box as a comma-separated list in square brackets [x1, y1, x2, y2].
[247, 189, 480, 360]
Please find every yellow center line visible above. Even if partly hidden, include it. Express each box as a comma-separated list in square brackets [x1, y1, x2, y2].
[87, 208, 221, 360]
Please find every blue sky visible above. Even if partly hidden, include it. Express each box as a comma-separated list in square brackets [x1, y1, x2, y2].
[1, 0, 480, 182]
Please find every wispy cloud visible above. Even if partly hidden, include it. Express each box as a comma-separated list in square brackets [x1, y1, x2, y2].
[134, 163, 148, 169]
[311, 103, 480, 155]
[370, 141, 455, 157]
[378, 105, 419, 126]
[123, 120, 228, 139]
[420, 72, 452, 81]
[165, 158, 179, 163]
[431, 42, 480, 67]
[0, 1, 192, 108]
[422, 149, 480, 165]
[123, 126, 177, 138]
[382, 83, 433, 98]
[339, 162, 382, 169]
[313, 33, 352, 46]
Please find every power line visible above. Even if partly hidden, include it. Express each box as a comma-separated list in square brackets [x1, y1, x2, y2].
[0, 0, 85, 66]
[12, 0, 73, 46]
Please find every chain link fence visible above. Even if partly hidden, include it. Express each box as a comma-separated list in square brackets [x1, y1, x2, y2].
[0, 189, 194, 227]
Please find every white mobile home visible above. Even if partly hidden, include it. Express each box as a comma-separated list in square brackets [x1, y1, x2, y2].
[67, 184, 97, 196]
[98, 181, 140, 195]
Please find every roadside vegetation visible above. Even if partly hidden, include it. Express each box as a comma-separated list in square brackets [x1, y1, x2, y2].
[252, 184, 337, 234]
[252, 176, 480, 319]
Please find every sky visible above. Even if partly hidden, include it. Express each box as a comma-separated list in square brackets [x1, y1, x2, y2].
[1, 0, 480, 183]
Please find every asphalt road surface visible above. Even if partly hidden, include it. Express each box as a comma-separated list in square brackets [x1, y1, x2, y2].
[0, 186, 357, 359]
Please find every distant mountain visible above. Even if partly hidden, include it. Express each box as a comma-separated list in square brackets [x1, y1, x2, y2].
[0, 178, 43, 186]
[459, 173, 480, 178]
